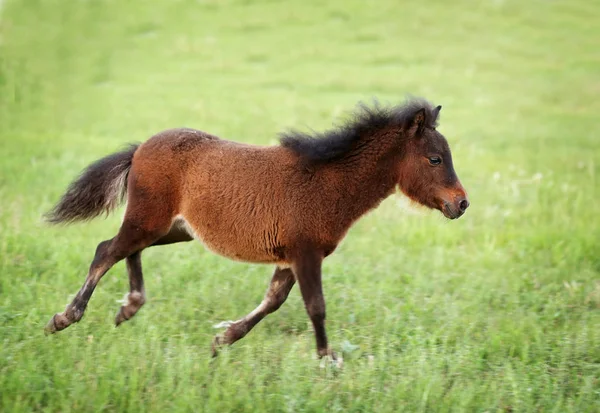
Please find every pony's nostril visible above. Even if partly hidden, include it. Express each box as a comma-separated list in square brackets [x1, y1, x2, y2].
[459, 199, 470, 212]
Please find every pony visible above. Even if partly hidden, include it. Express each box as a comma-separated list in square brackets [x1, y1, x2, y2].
[44, 97, 469, 360]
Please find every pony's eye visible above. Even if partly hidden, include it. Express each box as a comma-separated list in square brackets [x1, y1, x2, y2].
[428, 156, 442, 166]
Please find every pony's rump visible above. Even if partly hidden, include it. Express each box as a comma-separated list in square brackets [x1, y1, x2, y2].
[45, 144, 139, 224]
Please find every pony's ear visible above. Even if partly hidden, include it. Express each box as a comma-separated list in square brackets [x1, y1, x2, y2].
[407, 108, 426, 136]
[413, 109, 426, 127]
[433, 105, 442, 118]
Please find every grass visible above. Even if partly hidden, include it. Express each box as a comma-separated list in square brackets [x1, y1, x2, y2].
[1, 0, 599, 411]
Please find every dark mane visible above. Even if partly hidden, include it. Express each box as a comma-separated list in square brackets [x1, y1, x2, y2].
[279, 97, 439, 163]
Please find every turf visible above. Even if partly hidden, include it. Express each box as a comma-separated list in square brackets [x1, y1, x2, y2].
[1, 0, 599, 411]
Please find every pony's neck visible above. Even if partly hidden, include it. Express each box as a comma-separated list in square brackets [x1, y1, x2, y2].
[325, 139, 400, 224]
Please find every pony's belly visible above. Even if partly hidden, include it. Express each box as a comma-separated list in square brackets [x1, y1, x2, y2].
[174, 216, 285, 265]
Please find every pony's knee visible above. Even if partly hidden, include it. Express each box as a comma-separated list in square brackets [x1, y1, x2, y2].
[306, 301, 326, 322]
[265, 284, 294, 314]
[267, 300, 284, 314]
[266, 291, 286, 312]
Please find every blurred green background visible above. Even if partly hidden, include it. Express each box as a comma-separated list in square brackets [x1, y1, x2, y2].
[0, 0, 598, 411]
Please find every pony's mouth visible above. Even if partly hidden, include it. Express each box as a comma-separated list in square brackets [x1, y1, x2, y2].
[441, 199, 468, 220]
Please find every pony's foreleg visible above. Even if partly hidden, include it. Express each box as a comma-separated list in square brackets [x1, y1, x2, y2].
[114, 251, 146, 326]
[212, 266, 295, 356]
[293, 251, 336, 360]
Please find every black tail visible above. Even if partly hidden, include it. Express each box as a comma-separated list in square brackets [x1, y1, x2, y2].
[45, 144, 139, 224]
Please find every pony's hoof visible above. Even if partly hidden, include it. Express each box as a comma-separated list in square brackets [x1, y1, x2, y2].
[115, 311, 127, 327]
[44, 312, 72, 334]
[44, 315, 58, 335]
[319, 353, 343, 369]
[211, 320, 232, 356]
[114, 309, 127, 327]
[211, 335, 225, 357]
[317, 348, 342, 367]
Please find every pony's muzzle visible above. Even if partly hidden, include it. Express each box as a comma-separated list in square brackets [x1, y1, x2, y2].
[442, 195, 469, 219]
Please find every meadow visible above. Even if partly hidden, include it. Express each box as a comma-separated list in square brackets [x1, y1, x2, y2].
[0, 0, 598, 411]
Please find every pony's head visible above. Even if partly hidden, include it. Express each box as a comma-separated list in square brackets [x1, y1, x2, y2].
[279, 97, 469, 219]
[397, 103, 469, 219]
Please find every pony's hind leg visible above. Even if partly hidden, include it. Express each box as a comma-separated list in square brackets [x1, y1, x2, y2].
[212, 266, 295, 356]
[114, 251, 146, 326]
[113, 218, 193, 325]
[45, 236, 125, 333]
[45, 219, 170, 334]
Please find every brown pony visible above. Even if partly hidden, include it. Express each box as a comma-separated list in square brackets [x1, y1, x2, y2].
[44, 98, 469, 360]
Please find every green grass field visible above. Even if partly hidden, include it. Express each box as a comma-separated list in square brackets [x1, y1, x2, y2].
[1, 0, 599, 411]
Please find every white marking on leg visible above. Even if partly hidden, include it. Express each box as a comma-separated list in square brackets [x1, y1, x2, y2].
[212, 299, 270, 330]
[116, 292, 131, 306]
[116, 291, 144, 307]
[213, 320, 236, 329]
[247, 300, 269, 319]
